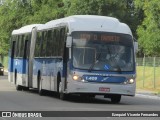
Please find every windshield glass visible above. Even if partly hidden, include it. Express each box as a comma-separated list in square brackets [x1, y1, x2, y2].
[72, 31, 134, 72]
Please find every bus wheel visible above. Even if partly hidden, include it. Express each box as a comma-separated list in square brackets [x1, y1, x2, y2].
[59, 81, 68, 100]
[38, 75, 44, 96]
[16, 84, 23, 91]
[111, 95, 121, 103]
[23, 87, 29, 91]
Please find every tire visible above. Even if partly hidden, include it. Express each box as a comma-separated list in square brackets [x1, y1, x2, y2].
[58, 81, 68, 100]
[80, 94, 95, 99]
[111, 95, 121, 103]
[16, 85, 23, 91]
[23, 87, 29, 91]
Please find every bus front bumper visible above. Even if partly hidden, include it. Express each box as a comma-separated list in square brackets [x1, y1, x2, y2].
[66, 81, 136, 96]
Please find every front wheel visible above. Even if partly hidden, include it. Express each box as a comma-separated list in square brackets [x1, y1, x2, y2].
[16, 84, 23, 91]
[59, 81, 68, 100]
[111, 95, 121, 103]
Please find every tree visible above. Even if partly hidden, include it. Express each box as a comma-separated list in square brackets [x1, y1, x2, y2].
[0, 0, 143, 56]
[28, 0, 64, 23]
[0, 0, 32, 55]
[0, 0, 63, 55]
[63, 0, 139, 37]
[135, 0, 160, 56]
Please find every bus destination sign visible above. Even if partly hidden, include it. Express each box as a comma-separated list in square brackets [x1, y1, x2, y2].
[80, 33, 120, 42]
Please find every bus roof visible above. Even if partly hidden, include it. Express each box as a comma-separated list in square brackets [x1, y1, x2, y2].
[12, 24, 43, 35]
[12, 15, 132, 36]
[39, 15, 132, 35]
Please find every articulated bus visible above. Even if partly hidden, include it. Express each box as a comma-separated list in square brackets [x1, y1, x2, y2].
[8, 15, 137, 103]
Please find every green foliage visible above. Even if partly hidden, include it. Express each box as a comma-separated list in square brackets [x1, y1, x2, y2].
[63, 0, 139, 36]
[29, 0, 64, 23]
[0, 0, 63, 55]
[65, 0, 132, 18]
[135, 0, 160, 56]
[0, 0, 140, 55]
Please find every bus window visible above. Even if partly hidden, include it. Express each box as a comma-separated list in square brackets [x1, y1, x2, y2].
[73, 47, 95, 67]
[53, 29, 59, 56]
[40, 31, 47, 57]
[18, 35, 22, 57]
[23, 34, 30, 59]
[46, 30, 52, 57]
[11, 35, 16, 58]
[11, 41, 16, 58]
[15, 36, 20, 57]
[35, 32, 42, 57]
[23, 40, 28, 59]
[19, 35, 24, 57]
[51, 29, 56, 56]
[59, 28, 66, 56]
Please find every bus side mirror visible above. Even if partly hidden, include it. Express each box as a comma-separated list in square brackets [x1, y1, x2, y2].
[66, 36, 72, 48]
[134, 42, 138, 53]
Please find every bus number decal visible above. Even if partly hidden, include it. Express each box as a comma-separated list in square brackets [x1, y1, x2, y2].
[86, 76, 98, 81]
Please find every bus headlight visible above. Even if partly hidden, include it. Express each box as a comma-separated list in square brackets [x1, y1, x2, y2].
[72, 75, 83, 81]
[124, 79, 134, 84]
[128, 79, 134, 84]
[1, 68, 3, 71]
[73, 75, 79, 80]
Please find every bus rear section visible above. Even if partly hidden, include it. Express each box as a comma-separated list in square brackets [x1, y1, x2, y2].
[8, 24, 42, 90]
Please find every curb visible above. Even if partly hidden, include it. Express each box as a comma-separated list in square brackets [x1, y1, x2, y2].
[136, 93, 160, 100]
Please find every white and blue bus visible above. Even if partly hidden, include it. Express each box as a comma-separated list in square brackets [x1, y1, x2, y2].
[8, 15, 137, 103]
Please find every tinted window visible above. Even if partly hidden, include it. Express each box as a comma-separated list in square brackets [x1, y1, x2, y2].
[40, 31, 47, 57]
[19, 35, 24, 57]
[46, 30, 53, 57]
[35, 32, 42, 57]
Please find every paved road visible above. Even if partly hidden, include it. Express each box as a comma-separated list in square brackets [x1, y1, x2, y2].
[0, 72, 160, 120]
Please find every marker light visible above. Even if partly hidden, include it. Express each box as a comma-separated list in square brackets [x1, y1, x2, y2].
[73, 75, 79, 80]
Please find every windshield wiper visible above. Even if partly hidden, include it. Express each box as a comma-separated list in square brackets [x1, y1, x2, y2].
[88, 53, 101, 72]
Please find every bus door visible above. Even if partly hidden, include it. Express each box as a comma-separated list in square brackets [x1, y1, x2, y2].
[10, 41, 16, 83]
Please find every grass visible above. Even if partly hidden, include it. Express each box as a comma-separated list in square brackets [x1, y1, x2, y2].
[136, 66, 160, 94]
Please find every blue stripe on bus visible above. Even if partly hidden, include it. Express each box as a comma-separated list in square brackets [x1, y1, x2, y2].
[32, 58, 64, 77]
[8, 57, 28, 74]
[8, 57, 65, 77]
[83, 75, 126, 83]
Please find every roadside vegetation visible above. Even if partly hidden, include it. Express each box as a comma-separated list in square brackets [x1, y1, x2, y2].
[137, 66, 160, 94]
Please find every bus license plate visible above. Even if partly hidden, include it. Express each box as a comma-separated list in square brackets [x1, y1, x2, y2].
[99, 87, 110, 92]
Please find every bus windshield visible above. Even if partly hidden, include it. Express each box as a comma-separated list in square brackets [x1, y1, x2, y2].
[72, 31, 134, 72]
